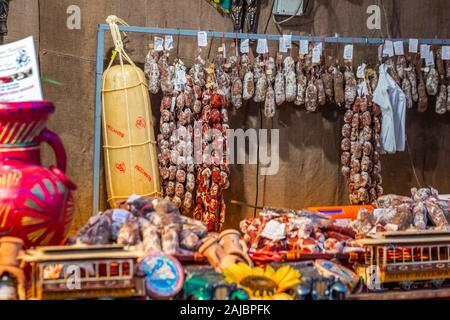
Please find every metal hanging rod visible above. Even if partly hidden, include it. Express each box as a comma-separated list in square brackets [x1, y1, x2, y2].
[98, 24, 450, 45]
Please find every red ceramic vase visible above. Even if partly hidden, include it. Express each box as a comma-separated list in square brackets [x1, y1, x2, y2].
[0, 101, 76, 248]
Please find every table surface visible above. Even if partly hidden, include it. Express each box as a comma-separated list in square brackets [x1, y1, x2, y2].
[349, 288, 450, 300]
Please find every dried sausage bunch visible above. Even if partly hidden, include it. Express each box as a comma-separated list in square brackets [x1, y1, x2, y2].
[253, 55, 268, 103]
[189, 51, 207, 115]
[229, 44, 243, 110]
[264, 56, 276, 117]
[144, 46, 161, 94]
[341, 96, 383, 205]
[193, 93, 230, 232]
[158, 59, 196, 215]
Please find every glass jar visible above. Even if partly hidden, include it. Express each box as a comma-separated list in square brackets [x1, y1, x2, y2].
[0, 273, 18, 300]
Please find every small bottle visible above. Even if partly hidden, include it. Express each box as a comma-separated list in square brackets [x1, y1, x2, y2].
[0, 273, 18, 300]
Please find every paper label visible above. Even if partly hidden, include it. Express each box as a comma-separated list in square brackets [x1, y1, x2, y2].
[279, 37, 288, 53]
[197, 31, 208, 47]
[383, 40, 394, 57]
[112, 209, 130, 224]
[312, 47, 321, 63]
[420, 44, 430, 59]
[283, 34, 292, 49]
[343, 44, 354, 60]
[164, 35, 174, 51]
[425, 50, 435, 66]
[176, 69, 187, 85]
[394, 41, 404, 55]
[441, 46, 450, 60]
[0, 36, 43, 102]
[409, 39, 418, 53]
[240, 39, 250, 53]
[154, 36, 164, 51]
[299, 39, 309, 54]
[170, 96, 176, 112]
[316, 42, 323, 54]
[261, 220, 286, 240]
[378, 44, 383, 61]
[357, 63, 367, 79]
[256, 38, 268, 54]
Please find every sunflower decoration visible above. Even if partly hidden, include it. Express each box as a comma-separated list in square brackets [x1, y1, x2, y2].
[223, 263, 301, 300]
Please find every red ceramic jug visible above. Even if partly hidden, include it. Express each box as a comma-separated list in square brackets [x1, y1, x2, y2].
[0, 101, 76, 248]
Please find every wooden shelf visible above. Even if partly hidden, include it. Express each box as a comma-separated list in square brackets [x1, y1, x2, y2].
[349, 288, 450, 300]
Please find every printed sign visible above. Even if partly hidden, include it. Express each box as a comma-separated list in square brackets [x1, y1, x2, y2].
[0, 36, 43, 102]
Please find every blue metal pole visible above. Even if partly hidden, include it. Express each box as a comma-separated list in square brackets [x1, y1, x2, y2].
[98, 24, 450, 45]
[93, 25, 105, 216]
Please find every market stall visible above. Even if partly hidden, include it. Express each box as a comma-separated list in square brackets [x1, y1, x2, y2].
[1, 1, 450, 302]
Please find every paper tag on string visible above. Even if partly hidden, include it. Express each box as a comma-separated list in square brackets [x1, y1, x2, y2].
[240, 38, 250, 53]
[357, 63, 367, 79]
[383, 40, 394, 57]
[176, 69, 187, 85]
[256, 38, 268, 54]
[279, 37, 288, 53]
[299, 39, 309, 54]
[220, 43, 227, 58]
[283, 34, 292, 49]
[164, 35, 174, 51]
[343, 44, 354, 60]
[394, 41, 404, 55]
[425, 50, 435, 66]
[261, 220, 286, 240]
[409, 39, 419, 53]
[316, 42, 323, 54]
[441, 46, 450, 60]
[154, 36, 164, 52]
[312, 47, 321, 63]
[170, 96, 176, 112]
[378, 44, 384, 61]
[197, 31, 208, 47]
[420, 44, 430, 59]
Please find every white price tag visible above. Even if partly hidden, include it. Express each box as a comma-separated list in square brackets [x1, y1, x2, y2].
[283, 34, 292, 49]
[343, 44, 354, 60]
[240, 38, 250, 53]
[394, 41, 404, 55]
[164, 35, 174, 51]
[299, 39, 309, 54]
[256, 38, 268, 54]
[409, 39, 419, 53]
[221, 43, 227, 58]
[279, 37, 288, 53]
[420, 44, 430, 59]
[312, 47, 321, 63]
[383, 40, 394, 57]
[261, 220, 286, 240]
[378, 44, 383, 61]
[441, 46, 450, 60]
[176, 69, 187, 85]
[316, 42, 323, 54]
[425, 50, 435, 66]
[357, 63, 367, 79]
[154, 36, 164, 52]
[197, 31, 208, 47]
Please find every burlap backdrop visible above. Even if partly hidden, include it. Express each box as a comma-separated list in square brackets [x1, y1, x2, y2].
[4, 0, 450, 233]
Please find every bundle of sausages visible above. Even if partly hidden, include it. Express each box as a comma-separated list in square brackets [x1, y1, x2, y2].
[341, 96, 383, 205]
[240, 208, 362, 254]
[193, 93, 230, 232]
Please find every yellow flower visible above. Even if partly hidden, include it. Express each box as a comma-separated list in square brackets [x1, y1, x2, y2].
[223, 263, 301, 300]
